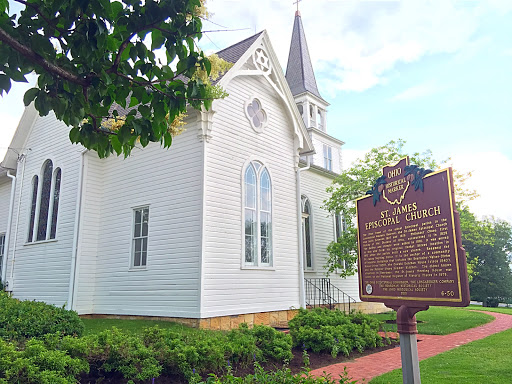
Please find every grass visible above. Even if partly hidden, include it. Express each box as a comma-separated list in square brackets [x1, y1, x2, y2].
[81, 317, 197, 336]
[467, 304, 512, 315]
[81, 305, 501, 337]
[371, 306, 494, 335]
[369, 328, 512, 384]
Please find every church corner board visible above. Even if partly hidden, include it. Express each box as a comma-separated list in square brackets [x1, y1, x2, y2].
[356, 157, 470, 307]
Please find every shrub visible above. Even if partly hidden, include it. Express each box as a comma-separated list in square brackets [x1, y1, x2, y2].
[85, 327, 162, 383]
[484, 297, 500, 307]
[0, 292, 84, 341]
[142, 323, 293, 380]
[0, 337, 89, 383]
[237, 323, 293, 363]
[288, 308, 387, 357]
[193, 362, 357, 384]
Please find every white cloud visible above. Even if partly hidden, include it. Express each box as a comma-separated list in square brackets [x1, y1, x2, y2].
[390, 82, 443, 102]
[203, 0, 509, 94]
[449, 152, 512, 224]
[341, 148, 367, 170]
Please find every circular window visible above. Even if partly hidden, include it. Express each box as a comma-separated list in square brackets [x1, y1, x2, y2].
[245, 97, 268, 132]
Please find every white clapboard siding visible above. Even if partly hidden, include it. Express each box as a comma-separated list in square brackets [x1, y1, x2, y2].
[73, 153, 103, 314]
[300, 169, 360, 301]
[310, 134, 342, 174]
[6, 112, 82, 306]
[201, 73, 301, 318]
[81, 120, 204, 318]
[0, 178, 11, 234]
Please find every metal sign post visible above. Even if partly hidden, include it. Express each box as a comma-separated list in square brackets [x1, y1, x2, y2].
[389, 305, 428, 384]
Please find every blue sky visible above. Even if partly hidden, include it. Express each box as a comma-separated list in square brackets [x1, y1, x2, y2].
[1, 0, 511, 222]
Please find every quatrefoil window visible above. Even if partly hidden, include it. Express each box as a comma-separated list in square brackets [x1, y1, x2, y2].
[245, 98, 268, 132]
[253, 48, 271, 74]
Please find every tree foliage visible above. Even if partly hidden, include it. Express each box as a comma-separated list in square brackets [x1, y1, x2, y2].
[461, 210, 512, 306]
[323, 139, 478, 278]
[0, 0, 228, 157]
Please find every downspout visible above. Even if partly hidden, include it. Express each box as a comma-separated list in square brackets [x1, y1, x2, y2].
[67, 150, 86, 310]
[9, 154, 27, 287]
[296, 155, 311, 308]
[1, 170, 17, 285]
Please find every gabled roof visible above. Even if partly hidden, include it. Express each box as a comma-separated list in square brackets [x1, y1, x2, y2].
[216, 32, 264, 66]
[216, 30, 315, 154]
[285, 12, 325, 102]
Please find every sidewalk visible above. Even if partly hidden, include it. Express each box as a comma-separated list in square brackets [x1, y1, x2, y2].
[309, 311, 512, 382]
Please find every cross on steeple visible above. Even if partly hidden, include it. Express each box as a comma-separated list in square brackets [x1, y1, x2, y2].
[293, 0, 302, 14]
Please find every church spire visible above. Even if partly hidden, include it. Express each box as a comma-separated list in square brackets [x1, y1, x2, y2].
[285, 11, 324, 101]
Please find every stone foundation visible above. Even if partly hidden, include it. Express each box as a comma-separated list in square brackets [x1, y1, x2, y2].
[80, 302, 391, 331]
[198, 309, 298, 330]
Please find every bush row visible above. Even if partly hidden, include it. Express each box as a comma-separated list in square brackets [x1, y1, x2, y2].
[289, 308, 390, 357]
[0, 291, 84, 341]
[0, 324, 293, 383]
[0, 292, 387, 383]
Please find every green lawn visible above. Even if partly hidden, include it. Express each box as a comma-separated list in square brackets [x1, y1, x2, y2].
[81, 318, 197, 336]
[467, 304, 512, 315]
[371, 306, 494, 335]
[370, 328, 512, 384]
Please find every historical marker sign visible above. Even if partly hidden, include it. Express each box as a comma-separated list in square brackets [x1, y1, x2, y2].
[356, 157, 470, 307]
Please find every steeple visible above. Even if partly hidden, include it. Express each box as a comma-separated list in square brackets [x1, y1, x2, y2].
[285, 11, 329, 132]
[285, 11, 325, 101]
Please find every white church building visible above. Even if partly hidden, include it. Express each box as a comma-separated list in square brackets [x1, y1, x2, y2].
[0, 12, 383, 329]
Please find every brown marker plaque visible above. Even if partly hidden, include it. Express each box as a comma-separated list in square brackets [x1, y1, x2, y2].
[356, 157, 470, 307]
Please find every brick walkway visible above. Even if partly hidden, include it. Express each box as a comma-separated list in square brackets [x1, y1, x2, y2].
[309, 311, 512, 382]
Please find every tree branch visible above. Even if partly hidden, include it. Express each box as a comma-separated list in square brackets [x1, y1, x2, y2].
[14, 0, 68, 34]
[0, 27, 89, 87]
[110, 20, 165, 73]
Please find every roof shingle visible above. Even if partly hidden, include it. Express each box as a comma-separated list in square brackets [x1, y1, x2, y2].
[285, 13, 325, 101]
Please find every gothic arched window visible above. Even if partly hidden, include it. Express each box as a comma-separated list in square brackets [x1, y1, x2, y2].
[243, 161, 272, 266]
[301, 195, 313, 269]
[28, 160, 62, 242]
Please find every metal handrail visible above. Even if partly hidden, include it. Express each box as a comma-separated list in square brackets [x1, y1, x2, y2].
[304, 278, 357, 312]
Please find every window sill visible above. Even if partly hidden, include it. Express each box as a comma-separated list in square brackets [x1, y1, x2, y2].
[241, 265, 275, 271]
[129, 266, 147, 272]
[24, 239, 58, 246]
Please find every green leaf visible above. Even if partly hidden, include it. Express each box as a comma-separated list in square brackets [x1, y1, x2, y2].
[69, 127, 81, 143]
[23, 88, 39, 106]
[110, 1, 123, 19]
[0, 0, 9, 13]
[138, 105, 151, 117]
[110, 135, 122, 155]
[151, 29, 165, 51]
[0, 74, 11, 94]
